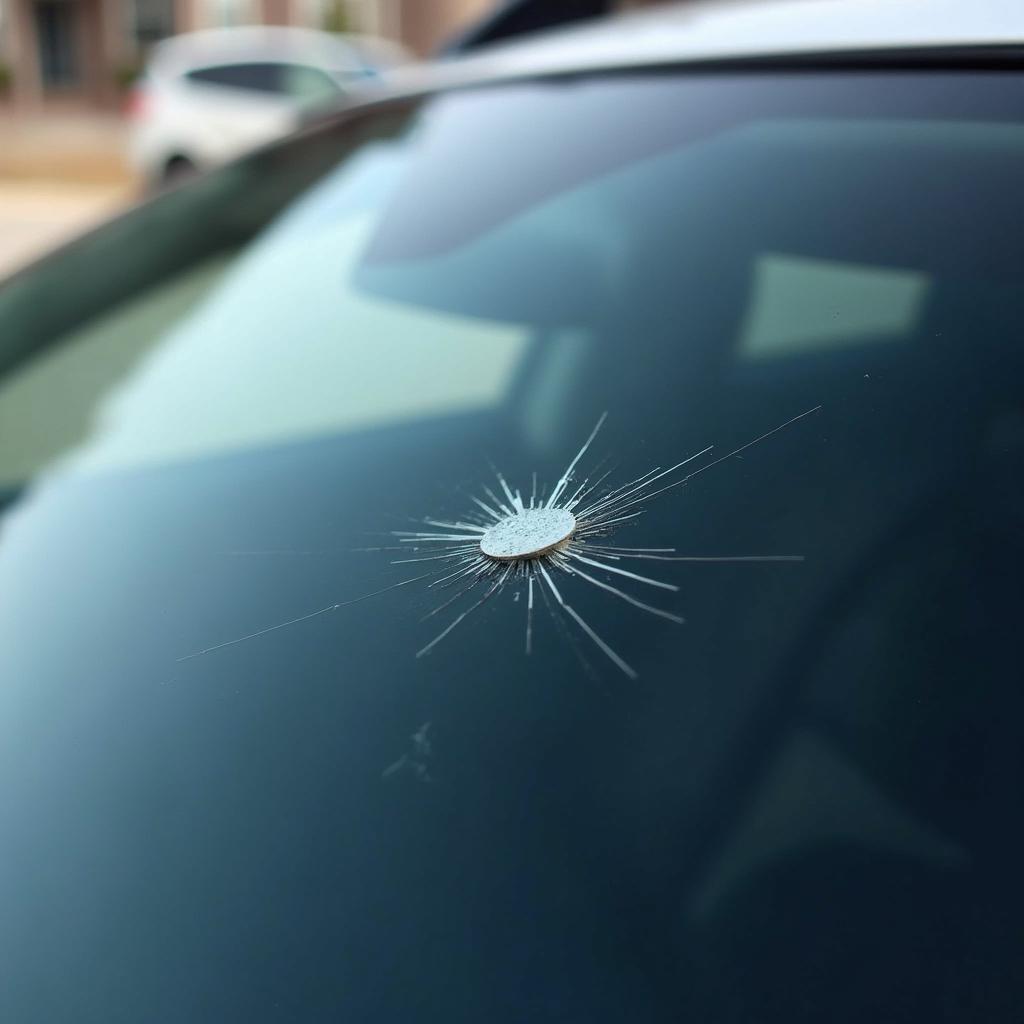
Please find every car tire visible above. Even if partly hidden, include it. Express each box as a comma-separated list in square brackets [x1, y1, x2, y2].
[161, 155, 198, 189]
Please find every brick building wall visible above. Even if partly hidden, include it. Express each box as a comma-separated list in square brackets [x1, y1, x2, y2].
[0, 0, 681, 111]
[0, 0, 499, 110]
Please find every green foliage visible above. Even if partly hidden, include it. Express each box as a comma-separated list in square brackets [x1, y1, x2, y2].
[321, 0, 350, 34]
[114, 60, 145, 91]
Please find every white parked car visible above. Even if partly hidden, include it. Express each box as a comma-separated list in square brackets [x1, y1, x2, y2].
[126, 26, 409, 186]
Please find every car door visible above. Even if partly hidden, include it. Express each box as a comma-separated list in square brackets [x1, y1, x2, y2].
[178, 61, 301, 164]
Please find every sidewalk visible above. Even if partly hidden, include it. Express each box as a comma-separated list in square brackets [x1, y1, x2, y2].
[0, 112, 134, 184]
[0, 180, 133, 277]
[0, 112, 137, 276]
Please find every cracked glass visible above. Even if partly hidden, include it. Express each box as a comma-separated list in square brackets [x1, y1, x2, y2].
[1, 70, 1023, 1022]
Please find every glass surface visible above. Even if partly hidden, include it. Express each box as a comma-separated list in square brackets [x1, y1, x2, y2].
[34, 0, 79, 87]
[186, 61, 288, 94]
[2, 71, 1023, 1022]
[185, 62, 344, 101]
[281, 63, 344, 102]
[132, 0, 175, 46]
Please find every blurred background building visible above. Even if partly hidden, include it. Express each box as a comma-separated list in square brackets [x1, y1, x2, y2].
[0, 0, 491, 111]
[0, 0, 669, 273]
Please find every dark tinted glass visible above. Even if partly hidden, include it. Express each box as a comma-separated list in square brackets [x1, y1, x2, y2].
[280, 63, 342, 101]
[186, 61, 285, 94]
[2, 71, 1024, 1022]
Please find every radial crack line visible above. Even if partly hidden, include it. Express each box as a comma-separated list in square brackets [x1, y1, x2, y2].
[416, 570, 508, 658]
[568, 551, 680, 591]
[177, 570, 437, 662]
[525, 576, 534, 655]
[537, 561, 637, 679]
[559, 561, 685, 623]
[547, 412, 608, 509]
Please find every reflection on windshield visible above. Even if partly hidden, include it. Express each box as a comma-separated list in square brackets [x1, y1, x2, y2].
[54, 138, 530, 478]
[0, 256, 233, 486]
[64, 210, 529, 477]
[180, 407, 819, 677]
[740, 253, 929, 360]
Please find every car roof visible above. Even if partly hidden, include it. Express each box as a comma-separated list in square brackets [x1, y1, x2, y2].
[374, 0, 1024, 99]
[150, 26, 381, 75]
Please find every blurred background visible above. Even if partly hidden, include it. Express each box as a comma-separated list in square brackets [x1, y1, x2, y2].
[0, 0, 485, 273]
[0, 0, 669, 275]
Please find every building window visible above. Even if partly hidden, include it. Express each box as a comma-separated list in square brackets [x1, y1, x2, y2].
[130, 0, 175, 44]
[35, 0, 80, 87]
[211, 0, 257, 27]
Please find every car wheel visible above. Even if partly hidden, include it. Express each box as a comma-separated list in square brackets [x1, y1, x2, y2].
[161, 155, 198, 189]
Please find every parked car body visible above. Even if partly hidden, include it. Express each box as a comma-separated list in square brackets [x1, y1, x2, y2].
[126, 26, 410, 185]
[3, 1, 1024, 1020]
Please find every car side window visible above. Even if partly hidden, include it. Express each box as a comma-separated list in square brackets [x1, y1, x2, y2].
[185, 62, 284, 95]
[280, 63, 341, 102]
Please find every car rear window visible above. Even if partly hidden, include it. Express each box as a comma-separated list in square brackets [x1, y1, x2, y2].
[185, 61, 287, 94]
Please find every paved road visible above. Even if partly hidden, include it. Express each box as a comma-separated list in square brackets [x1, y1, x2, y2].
[0, 181, 132, 278]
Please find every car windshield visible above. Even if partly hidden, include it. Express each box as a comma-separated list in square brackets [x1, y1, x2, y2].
[2, 70, 1023, 1022]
